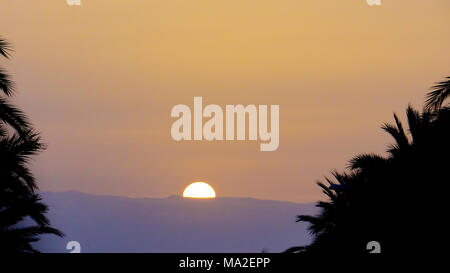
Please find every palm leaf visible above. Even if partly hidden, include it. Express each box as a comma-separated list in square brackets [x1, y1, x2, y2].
[425, 76, 450, 111]
[0, 67, 15, 96]
[0, 38, 13, 59]
[0, 97, 31, 134]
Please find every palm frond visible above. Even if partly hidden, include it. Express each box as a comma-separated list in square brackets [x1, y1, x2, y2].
[382, 114, 409, 151]
[349, 153, 385, 170]
[0, 38, 13, 59]
[0, 194, 50, 228]
[0, 67, 15, 96]
[425, 76, 450, 111]
[0, 97, 31, 134]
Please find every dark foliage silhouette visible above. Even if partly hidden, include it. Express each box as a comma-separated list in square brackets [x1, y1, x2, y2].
[425, 77, 450, 111]
[288, 77, 450, 254]
[0, 37, 63, 253]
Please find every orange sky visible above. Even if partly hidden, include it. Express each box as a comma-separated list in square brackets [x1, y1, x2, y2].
[1, 0, 449, 202]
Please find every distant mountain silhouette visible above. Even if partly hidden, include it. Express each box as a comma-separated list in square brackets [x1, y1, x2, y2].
[35, 191, 315, 253]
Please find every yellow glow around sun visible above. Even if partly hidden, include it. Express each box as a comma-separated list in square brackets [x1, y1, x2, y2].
[183, 182, 216, 198]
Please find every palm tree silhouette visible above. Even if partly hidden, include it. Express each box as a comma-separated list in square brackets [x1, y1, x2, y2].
[0, 37, 63, 252]
[288, 77, 450, 254]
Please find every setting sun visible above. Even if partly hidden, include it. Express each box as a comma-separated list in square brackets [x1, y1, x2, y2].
[183, 182, 216, 198]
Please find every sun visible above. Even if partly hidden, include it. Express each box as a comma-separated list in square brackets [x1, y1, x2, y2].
[183, 182, 216, 198]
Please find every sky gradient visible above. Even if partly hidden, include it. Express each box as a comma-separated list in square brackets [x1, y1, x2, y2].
[1, 0, 449, 202]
